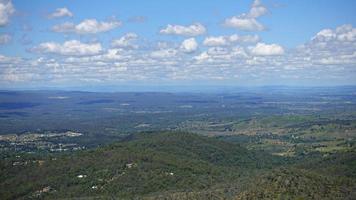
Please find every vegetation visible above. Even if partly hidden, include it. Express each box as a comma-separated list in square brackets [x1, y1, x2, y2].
[1, 88, 356, 199]
[1, 132, 355, 199]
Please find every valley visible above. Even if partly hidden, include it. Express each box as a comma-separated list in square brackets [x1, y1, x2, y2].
[0, 87, 356, 199]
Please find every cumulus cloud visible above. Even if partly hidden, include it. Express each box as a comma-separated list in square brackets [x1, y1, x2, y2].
[224, 17, 264, 31]
[224, 0, 267, 31]
[299, 24, 356, 66]
[0, 55, 40, 83]
[250, 43, 284, 56]
[230, 34, 260, 43]
[180, 38, 198, 53]
[32, 40, 102, 56]
[2, 23, 356, 85]
[160, 23, 206, 36]
[111, 33, 138, 49]
[1, 68, 36, 82]
[0, 34, 11, 44]
[52, 19, 121, 34]
[312, 24, 355, 42]
[150, 48, 178, 59]
[194, 46, 249, 64]
[0, 0, 15, 26]
[249, 0, 268, 18]
[203, 36, 228, 46]
[48, 7, 73, 18]
[203, 34, 259, 46]
[0, 53, 21, 63]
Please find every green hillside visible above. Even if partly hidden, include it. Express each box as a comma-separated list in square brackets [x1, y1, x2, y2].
[1, 132, 355, 199]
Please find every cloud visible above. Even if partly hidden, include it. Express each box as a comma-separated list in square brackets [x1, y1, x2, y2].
[32, 40, 102, 56]
[224, 0, 267, 31]
[180, 38, 198, 53]
[52, 19, 121, 34]
[0, 34, 11, 44]
[299, 24, 356, 66]
[250, 43, 284, 56]
[249, 0, 268, 18]
[312, 24, 355, 42]
[160, 23, 206, 36]
[203, 36, 228, 46]
[194, 52, 210, 63]
[229, 34, 260, 43]
[0, 55, 39, 83]
[0, 53, 21, 63]
[3, 22, 356, 85]
[1, 68, 36, 82]
[48, 7, 73, 18]
[63, 48, 132, 66]
[203, 34, 259, 46]
[111, 33, 138, 49]
[224, 17, 264, 31]
[194, 46, 248, 64]
[0, 0, 15, 26]
[150, 49, 178, 59]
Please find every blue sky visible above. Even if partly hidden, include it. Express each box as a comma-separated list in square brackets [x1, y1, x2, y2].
[0, 0, 355, 89]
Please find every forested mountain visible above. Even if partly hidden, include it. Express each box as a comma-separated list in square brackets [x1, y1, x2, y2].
[1, 132, 355, 199]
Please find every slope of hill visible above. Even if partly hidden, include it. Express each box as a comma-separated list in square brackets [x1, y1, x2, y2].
[0, 132, 355, 199]
[0, 132, 280, 199]
[236, 168, 355, 200]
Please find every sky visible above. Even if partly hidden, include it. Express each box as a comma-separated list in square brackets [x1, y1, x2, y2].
[0, 0, 355, 90]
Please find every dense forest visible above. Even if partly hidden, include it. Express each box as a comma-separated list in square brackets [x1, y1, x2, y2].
[1, 132, 355, 199]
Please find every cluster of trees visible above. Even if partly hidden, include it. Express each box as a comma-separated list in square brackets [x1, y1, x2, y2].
[1, 132, 355, 199]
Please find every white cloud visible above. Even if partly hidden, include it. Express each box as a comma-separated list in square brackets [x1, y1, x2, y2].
[0, 0, 15, 26]
[312, 24, 356, 42]
[301, 24, 356, 66]
[0, 54, 21, 63]
[336, 25, 356, 42]
[111, 33, 138, 49]
[223, 0, 267, 31]
[113, 63, 128, 72]
[3, 23, 356, 85]
[65, 48, 131, 63]
[229, 34, 260, 43]
[203, 36, 228, 46]
[316, 55, 356, 65]
[314, 29, 335, 41]
[150, 49, 178, 59]
[160, 23, 206, 36]
[203, 34, 259, 46]
[1, 68, 36, 82]
[231, 47, 249, 58]
[0, 34, 11, 44]
[33, 40, 102, 56]
[48, 7, 73, 18]
[0, 55, 40, 83]
[249, 0, 268, 18]
[224, 16, 264, 31]
[180, 38, 198, 53]
[250, 43, 284, 56]
[194, 52, 210, 63]
[194, 46, 245, 64]
[52, 19, 121, 34]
